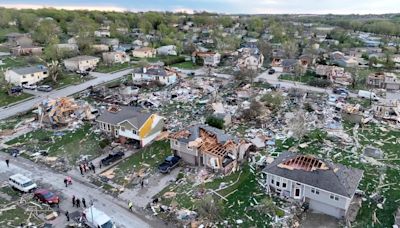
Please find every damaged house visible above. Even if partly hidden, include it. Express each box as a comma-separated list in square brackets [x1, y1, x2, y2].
[316, 65, 352, 86]
[263, 152, 363, 219]
[96, 106, 164, 147]
[133, 66, 178, 85]
[170, 124, 250, 174]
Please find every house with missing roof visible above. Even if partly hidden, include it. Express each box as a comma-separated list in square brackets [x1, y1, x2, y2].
[169, 124, 250, 174]
[5, 65, 48, 86]
[263, 152, 363, 219]
[96, 106, 164, 147]
[133, 66, 178, 85]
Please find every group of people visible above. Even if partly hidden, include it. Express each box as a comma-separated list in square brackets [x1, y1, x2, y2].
[63, 176, 72, 187]
[72, 195, 87, 208]
[79, 162, 96, 175]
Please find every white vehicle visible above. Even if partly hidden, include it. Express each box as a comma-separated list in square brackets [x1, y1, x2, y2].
[82, 206, 116, 228]
[358, 90, 380, 101]
[327, 95, 337, 106]
[9, 174, 37, 193]
[22, 84, 37, 90]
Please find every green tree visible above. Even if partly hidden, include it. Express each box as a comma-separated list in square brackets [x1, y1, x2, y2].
[248, 17, 265, 34]
[205, 116, 224, 129]
[33, 20, 61, 44]
[18, 13, 38, 32]
[48, 60, 62, 83]
[261, 92, 284, 111]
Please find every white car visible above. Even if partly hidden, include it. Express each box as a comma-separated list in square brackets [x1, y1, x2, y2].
[22, 84, 37, 90]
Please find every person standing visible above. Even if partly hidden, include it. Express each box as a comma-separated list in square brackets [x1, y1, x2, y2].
[64, 178, 68, 187]
[76, 198, 81, 208]
[91, 163, 96, 173]
[65, 211, 70, 222]
[72, 195, 76, 207]
[128, 201, 133, 211]
[82, 197, 86, 208]
[141, 179, 144, 188]
[5, 159, 9, 168]
[79, 165, 83, 176]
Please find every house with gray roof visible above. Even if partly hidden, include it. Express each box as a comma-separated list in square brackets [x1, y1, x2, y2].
[133, 66, 177, 85]
[169, 124, 250, 174]
[263, 152, 363, 218]
[96, 105, 164, 147]
[5, 65, 48, 86]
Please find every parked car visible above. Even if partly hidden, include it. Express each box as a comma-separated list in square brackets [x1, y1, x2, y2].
[9, 174, 37, 193]
[37, 85, 53, 92]
[101, 151, 125, 166]
[268, 68, 276, 74]
[22, 84, 37, 90]
[333, 87, 349, 95]
[10, 86, 23, 94]
[158, 155, 181, 173]
[327, 95, 338, 106]
[34, 189, 60, 204]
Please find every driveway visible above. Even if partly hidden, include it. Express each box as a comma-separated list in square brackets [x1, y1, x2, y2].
[0, 69, 133, 120]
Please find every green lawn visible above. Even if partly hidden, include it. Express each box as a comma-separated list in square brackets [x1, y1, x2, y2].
[276, 124, 400, 228]
[112, 140, 172, 186]
[0, 57, 28, 69]
[96, 62, 132, 73]
[157, 165, 274, 226]
[0, 187, 42, 227]
[0, 88, 33, 107]
[170, 61, 199, 70]
[5, 123, 105, 164]
[39, 72, 92, 89]
[279, 72, 316, 83]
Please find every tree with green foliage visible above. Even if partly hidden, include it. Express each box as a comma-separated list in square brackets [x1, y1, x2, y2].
[248, 17, 265, 34]
[195, 195, 223, 221]
[241, 99, 263, 121]
[206, 116, 224, 129]
[48, 60, 62, 83]
[33, 20, 61, 44]
[261, 92, 284, 111]
[18, 13, 38, 32]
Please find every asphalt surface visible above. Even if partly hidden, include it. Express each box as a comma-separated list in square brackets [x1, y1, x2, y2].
[0, 152, 168, 228]
[0, 69, 133, 120]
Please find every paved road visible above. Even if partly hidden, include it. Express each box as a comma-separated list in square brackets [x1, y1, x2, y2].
[0, 69, 133, 120]
[0, 153, 166, 228]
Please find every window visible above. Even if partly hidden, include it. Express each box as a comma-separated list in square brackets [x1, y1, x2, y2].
[330, 195, 334, 200]
[174, 140, 179, 146]
[276, 181, 280, 187]
[271, 179, 274, 184]
[132, 130, 137, 135]
[334, 196, 339, 201]
[282, 183, 287, 188]
[311, 188, 320, 195]
[311, 188, 315, 193]
[316, 190, 319, 195]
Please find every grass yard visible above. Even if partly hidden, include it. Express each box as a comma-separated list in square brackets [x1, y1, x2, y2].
[279, 72, 316, 83]
[0, 113, 35, 130]
[0, 187, 43, 227]
[96, 62, 132, 73]
[275, 123, 400, 228]
[112, 140, 172, 186]
[170, 61, 199, 70]
[157, 165, 275, 226]
[5, 123, 105, 164]
[0, 88, 33, 107]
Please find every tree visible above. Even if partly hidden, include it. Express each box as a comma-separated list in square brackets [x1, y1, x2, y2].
[261, 92, 284, 111]
[205, 116, 224, 129]
[33, 20, 61, 44]
[369, 56, 378, 67]
[48, 60, 62, 83]
[0, 9, 13, 27]
[18, 13, 38, 32]
[139, 20, 152, 34]
[283, 40, 298, 59]
[195, 195, 223, 221]
[288, 110, 308, 140]
[241, 100, 263, 121]
[248, 17, 265, 34]
[257, 198, 279, 216]
[258, 40, 272, 63]
[236, 68, 257, 85]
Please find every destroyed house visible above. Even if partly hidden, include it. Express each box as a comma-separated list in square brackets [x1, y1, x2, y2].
[96, 106, 164, 147]
[263, 152, 363, 219]
[170, 124, 249, 174]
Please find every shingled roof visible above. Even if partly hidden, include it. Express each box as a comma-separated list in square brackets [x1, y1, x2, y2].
[263, 152, 363, 198]
[96, 106, 152, 128]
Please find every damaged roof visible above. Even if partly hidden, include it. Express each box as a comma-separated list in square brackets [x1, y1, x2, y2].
[96, 106, 152, 127]
[172, 124, 237, 144]
[263, 152, 363, 198]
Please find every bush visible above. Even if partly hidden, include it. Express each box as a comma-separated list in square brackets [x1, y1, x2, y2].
[206, 116, 224, 129]
[308, 78, 331, 88]
[163, 56, 185, 65]
[261, 92, 284, 111]
[99, 138, 110, 149]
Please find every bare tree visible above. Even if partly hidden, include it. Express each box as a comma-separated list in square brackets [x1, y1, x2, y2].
[195, 195, 223, 221]
[48, 60, 62, 83]
[288, 110, 308, 140]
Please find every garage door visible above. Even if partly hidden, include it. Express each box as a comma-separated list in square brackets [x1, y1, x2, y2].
[179, 152, 196, 165]
[309, 200, 343, 218]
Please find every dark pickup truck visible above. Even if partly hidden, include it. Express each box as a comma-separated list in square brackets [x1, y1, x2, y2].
[101, 151, 125, 166]
[158, 156, 181, 173]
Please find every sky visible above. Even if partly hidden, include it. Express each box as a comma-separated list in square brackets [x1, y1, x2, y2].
[1, 0, 400, 14]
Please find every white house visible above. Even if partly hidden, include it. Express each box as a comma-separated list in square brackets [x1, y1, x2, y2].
[133, 66, 178, 85]
[157, 45, 177, 56]
[55, 43, 78, 52]
[263, 152, 363, 219]
[64, 56, 100, 72]
[96, 106, 164, 147]
[94, 30, 110, 38]
[5, 65, 48, 86]
[102, 51, 130, 65]
[132, 47, 156, 58]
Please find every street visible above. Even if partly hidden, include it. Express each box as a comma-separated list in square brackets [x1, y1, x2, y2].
[0, 69, 133, 120]
[0, 152, 168, 228]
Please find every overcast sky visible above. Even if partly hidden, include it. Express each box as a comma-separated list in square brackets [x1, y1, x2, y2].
[1, 0, 400, 14]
